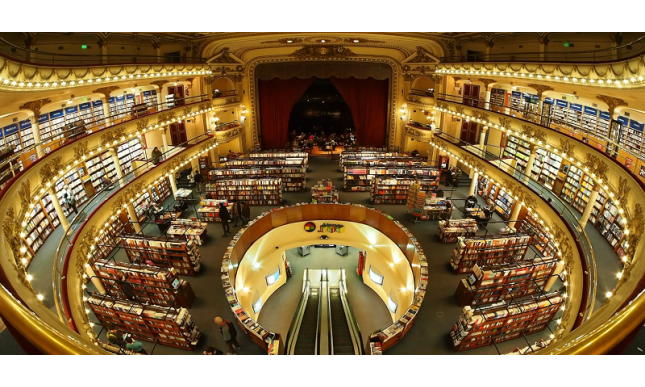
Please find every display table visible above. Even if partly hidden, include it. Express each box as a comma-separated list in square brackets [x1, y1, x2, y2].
[175, 188, 193, 199]
[424, 198, 453, 220]
[155, 211, 182, 223]
[167, 219, 209, 245]
[311, 179, 339, 204]
[197, 199, 232, 222]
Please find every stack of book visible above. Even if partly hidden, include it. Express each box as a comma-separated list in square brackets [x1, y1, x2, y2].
[438, 219, 478, 243]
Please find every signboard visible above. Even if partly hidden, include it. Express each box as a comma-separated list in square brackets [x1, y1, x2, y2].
[304, 222, 316, 232]
[3, 123, 19, 136]
[543, 97, 554, 104]
[64, 106, 78, 114]
[583, 106, 598, 116]
[617, 116, 629, 125]
[569, 103, 583, 112]
[625, 157, 634, 169]
[629, 120, 644, 132]
[92, 100, 103, 107]
[599, 111, 611, 120]
[556, 99, 569, 107]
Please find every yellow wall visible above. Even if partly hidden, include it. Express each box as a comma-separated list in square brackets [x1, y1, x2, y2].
[234, 221, 414, 322]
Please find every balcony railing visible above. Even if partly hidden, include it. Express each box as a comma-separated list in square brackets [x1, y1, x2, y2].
[440, 34, 645, 64]
[0, 37, 207, 66]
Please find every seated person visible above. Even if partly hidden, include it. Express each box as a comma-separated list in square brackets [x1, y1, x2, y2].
[465, 195, 477, 209]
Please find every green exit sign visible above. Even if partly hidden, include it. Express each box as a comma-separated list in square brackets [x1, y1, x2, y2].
[81, 44, 88, 49]
[563, 42, 570, 47]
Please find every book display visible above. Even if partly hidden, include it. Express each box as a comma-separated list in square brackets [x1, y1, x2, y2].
[489, 88, 506, 112]
[311, 179, 339, 204]
[91, 260, 195, 308]
[552, 99, 569, 125]
[502, 135, 530, 173]
[117, 138, 144, 175]
[150, 178, 172, 203]
[449, 234, 532, 273]
[209, 178, 282, 205]
[166, 219, 209, 245]
[517, 213, 556, 257]
[87, 295, 201, 351]
[222, 157, 306, 192]
[510, 91, 522, 112]
[438, 219, 478, 243]
[132, 191, 152, 222]
[370, 174, 439, 204]
[596, 111, 611, 138]
[49, 109, 66, 143]
[90, 212, 132, 261]
[406, 182, 427, 219]
[567, 103, 583, 127]
[561, 165, 583, 203]
[339, 152, 408, 169]
[596, 199, 625, 249]
[493, 186, 514, 220]
[3, 123, 22, 152]
[249, 151, 309, 166]
[23, 201, 54, 258]
[63, 168, 89, 205]
[142, 90, 158, 107]
[581, 106, 599, 135]
[122, 236, 202, 276]
[450, 292, 564, 351]
[589, 189, 608, 225]
[424, 197, 453, 220]
[40, 193, 61, 228]
[197, 199, 231, 222]
[617, 116, 643, 155]
[454, 257, 563, 306]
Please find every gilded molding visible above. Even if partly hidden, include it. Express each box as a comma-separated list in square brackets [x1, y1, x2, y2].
[215, 126, 244, 143]
[39, 157, 63, 184]
[583, 153, 609, 183]
[289, 45, 357, 60]
[616, 176, 632, 210]
[477, 78, 497, 89]
[91, 86, 119, 98]
[136, 118, 149, 131]
[19, 99, 52, 118]
[596, 94, 628, 115]
[559, 138, 576, 156]
[526, 83, 554, 99]
[73, 141, 89, 160]
[149, 80, 168, 92]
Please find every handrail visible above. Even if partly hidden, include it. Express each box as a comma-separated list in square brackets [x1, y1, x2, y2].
[0, 37, 207, 66]
[433, 130, 596, 324]
[339, 269, 363, 355]
[324, 269, 333, 355]
[286, 269, 311, 355]
[440, 34, 645, 64]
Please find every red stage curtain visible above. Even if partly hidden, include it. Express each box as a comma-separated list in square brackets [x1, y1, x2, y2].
[258, 77, 314, 149]
[330, 77, 389, 147]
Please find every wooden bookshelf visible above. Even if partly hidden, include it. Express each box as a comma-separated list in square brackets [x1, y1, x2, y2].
[344, 164, 437, 192]
[87, 295, 201, 351]
[210, 164, 306, 192]
[517, 213, 556, 257]
[22, 202, 54, 260]
[502, 135, 531, 173]
[210, 178, 282, 205]
[339, 151, 400, 169]
[589, 188, 608, 225]
[92, 260, 195, 308]
[370, 174, 439, 204]
[450, 292, 564, 351]
[438, 219, 478, 243]
[197, 199, 231, 222]
[454, 257, 563, 306]
[311, 179, 339, 204]
[91, 211, 133, 261]
[449, 234, 532, 273]
[122, 236, 202, 276]
[573, 173, 594, 213]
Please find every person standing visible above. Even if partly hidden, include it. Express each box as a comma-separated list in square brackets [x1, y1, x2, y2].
[241, 201, 250, 225]
[193, 170, 203, 192]
[150, 147, 162, 165]
[214, 317, 241, 355]
[107, 329, 124, 346]
[219, 202, 231, 237]
[232, 200, 244, 227]
[124, 335, 147, 354]
[118, 274, 136, 300]
[64, 193, 77, 214]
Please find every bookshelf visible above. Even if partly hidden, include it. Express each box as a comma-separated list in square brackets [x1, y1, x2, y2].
[489, 88, 506, 112]
[561, 165, 582, 204]
[567, 103, 583, 128]
[122, 235, 202, 276]
[339, 151, 401, 169]
[552, 99, 568, 125]
[370, 175, 439, 204]
[23, 202, 54, 257]
[596, 199, 625, 249]
[212, 164, 306, 192]
[92, 260, 195, 308]
[502, 135, 531, 173]
[454, 257, 563, 306]
[510, 91, 522, 112]
[132, 192, 152, 223]
[438, 219, 478, 243]
[617, 117, 644, 155]
[87, 295, 201, 351]
[518, 213, 556, 257]
[209, 178, 282, 205]
[581, 106, 599, 135]
[340, 153, 411, 170]
[493, 187, 514, 220]
[19, 119, 35, 150]
[407, 182, 427, 218]
[90, 212, 132, 261]
[117, 138, 144, 175]
[150, 178, 172, 203]
[249, 151, 309, 167]
[535, 149, 562, 190]
[596, 111, 611, 139]
[49, 109, 66, 142]
[589, 188, 608, 225]
[344, 164, 437, 192]
[166, 219, 209, 245]
[573, 173, 594, 213]
[450, 292, 564, 351]
[40, 193, 61, 228]
[449, 234, 532, 273]
[311, 179, 339, 204]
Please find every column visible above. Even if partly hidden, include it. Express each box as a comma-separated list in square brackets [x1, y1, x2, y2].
[191, 158, 199, 172]
[108, 147, 125, 185]
[168, 173, 178, 196]
[98, 39, 108, 65]
[469, 171, 479, 196]
[579, 185, 601, 229]
[162, 127, 170, 153]
[509, 202, 523, 230]
[85, 265, 106, 294]
[102, 97, 112, 127]
[153, 42, 162, 63]
[485, 41, 494, 58]
[479, 126, 488, 151]
[48, 188, 70, 230]
[524, 145, 539, 183]
[485, 86, 492, 107]
[125, 202, 142, 233]
[31, 116, 44, 158]
[538, 36, 549, 61]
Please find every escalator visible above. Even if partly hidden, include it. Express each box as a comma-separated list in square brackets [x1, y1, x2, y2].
[293, 287, 319, 355]
[329, 288, 354, 355]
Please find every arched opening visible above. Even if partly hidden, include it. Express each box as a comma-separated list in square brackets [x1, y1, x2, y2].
[411, 76, 436, 92]
[211, 77, 236, 93]
[287, 78, 355, 139]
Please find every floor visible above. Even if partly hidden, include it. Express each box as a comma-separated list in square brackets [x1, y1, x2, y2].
[4, 154, 633, 355]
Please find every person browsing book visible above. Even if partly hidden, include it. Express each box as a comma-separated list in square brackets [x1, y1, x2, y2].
[214, 316, 241, 355]
[219, 202, 231, 237]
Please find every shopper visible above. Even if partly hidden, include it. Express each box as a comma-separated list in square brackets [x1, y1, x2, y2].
[107, 329, 123, 346]
[232, 200, 244, 227]
[150, 147, 162, 165]
[203, 346, 224, 355]
[118, 274, 136, 300]
[193, 170, 203, 192]
[445, 170, 454, 187]
[219, 202, 231, 237]
[63, 193, 77, 214]
[241, 201, 250, 225]
[214, 316, 241, 355]
[124, 335, 147, 354]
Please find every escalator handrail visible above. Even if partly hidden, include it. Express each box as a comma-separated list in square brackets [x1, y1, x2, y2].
[325, 269, 334, 355]
[339, 269, 364, 355]
[286, 269, 310, 355]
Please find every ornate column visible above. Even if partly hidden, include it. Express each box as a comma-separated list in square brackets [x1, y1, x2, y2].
[597, 95, 628, 154]
[85, 265, 106, 294]
[108, 147, 125, 185]
[611, 33, 623, 60]
[538, 35, 549, 61]
[579, 185, 601, 229]
[92, 86, 120, 127]
[484, 40, 494, 57]
[47, 187, 70, 230]
[168, 173, 178, 195]
[479, 126, 488, 151]
[469, 171, 479, 196]
[509, 201, 523, 230]
[524, 144, 539, 183]
[19, 99, 51, 159]
[125, 202, 142, 233]
[478, 78, 497, 109]
[527, 83, 554, 119]
[152, 41, 162, 63]
[98, 38, 108, 65]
